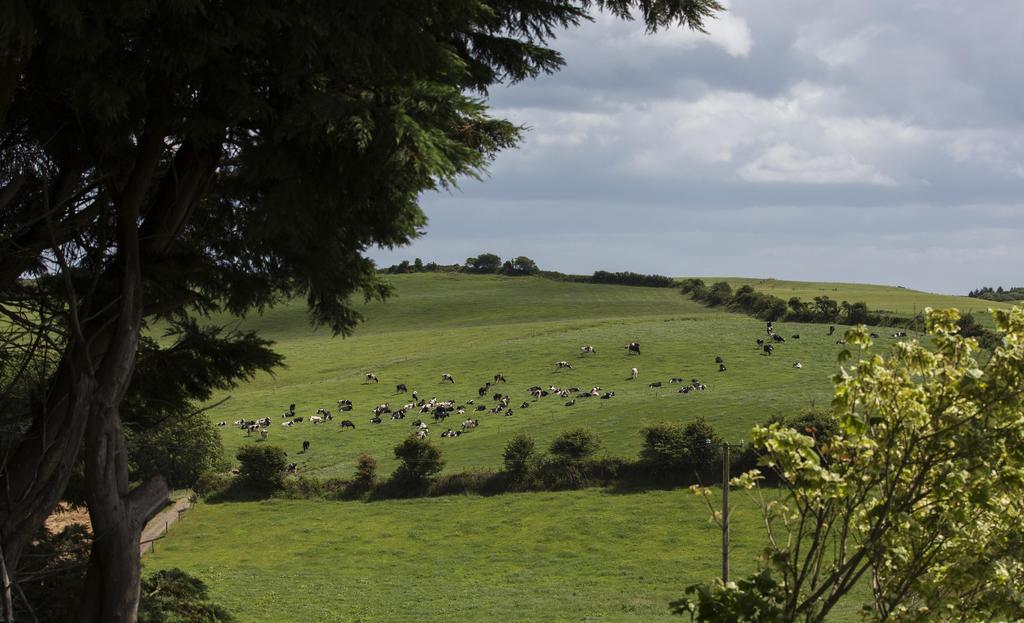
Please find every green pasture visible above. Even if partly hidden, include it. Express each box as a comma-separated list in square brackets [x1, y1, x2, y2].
[147, 488, 873, 623]
[206, 274, 936, 478]
[711, 276, 1013, 318]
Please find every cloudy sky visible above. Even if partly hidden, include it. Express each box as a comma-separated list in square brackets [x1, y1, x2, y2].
[370, 0, 1024, 294]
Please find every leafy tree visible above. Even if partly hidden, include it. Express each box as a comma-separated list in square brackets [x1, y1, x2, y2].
[126, 409, 226, 491]
[235, 445, 288, 494]
[502, 255, 540, 276]
[138, 569, 235, 623]
[812, 296, 839, 322]
[0, 1, 722, 619]
[392, 436, 445, 487]
[464, 253, 503, 274]
[682, 307, 1024, 622]
[640, 418, 720, 475]
[549, 428, 602, 461]
[413, 258, 424, 271]
[503, 433, 538, 475]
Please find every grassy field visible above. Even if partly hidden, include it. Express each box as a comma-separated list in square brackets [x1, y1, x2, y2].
[204, 273, 952, 478]
[151, 272, 996, 622]
[711, 277, 1015, 318]
[148, 489, 855, 623]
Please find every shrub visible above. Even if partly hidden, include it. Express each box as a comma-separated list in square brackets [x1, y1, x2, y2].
[640, 418, 721, 477]
[591, 270, 675, 288]
[343, 453, 379, 497]
[235, 445, 288, 493]
[549, 428, 602, 461]
[503, 433, 537, 475]
[391, 436, 444, 490]
[193, 470, 232, 498]
[138, 568, 235, 623]
[427, 470, 497, 496]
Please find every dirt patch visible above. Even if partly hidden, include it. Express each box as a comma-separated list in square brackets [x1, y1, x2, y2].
[44, 502, 92, 534]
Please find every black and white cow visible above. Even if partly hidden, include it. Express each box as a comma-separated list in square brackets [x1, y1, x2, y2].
[625, 342, 641, 355]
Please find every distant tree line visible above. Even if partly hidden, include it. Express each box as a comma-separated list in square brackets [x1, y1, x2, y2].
[968, 286, 1024, 302]
[382, 255, 676, 287]
[680, 278, 884, 325]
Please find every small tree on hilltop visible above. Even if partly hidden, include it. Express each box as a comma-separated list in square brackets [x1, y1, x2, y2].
[679, 307, 1024, 622]
[502, 256, 540, 276]
[464, 253, 502, 274]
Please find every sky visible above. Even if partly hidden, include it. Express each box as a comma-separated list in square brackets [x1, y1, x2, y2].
[369, 0, 1024, 295]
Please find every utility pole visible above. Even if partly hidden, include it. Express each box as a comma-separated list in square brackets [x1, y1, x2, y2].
[714, 440, 745, 584]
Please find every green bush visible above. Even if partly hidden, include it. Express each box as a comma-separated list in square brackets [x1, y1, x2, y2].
[549, 428, 602, 461]
[503, 433, 537, 475]
[193, 470, 232, 498]
[343, 453, 379, 497]
[138, 568, 235, 623]
[640, 418, 721, 476]
[391, 436, 444, 485]
[235, 445, 288, 493]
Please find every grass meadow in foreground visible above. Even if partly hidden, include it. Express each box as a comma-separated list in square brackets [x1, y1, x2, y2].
[203, 274, 945, 478]
[147, 489, 793, 623]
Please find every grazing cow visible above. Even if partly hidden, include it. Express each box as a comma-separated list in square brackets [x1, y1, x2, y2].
[293, 416, 303, 423]
[505, 409, 514, 416]
[287, 463, 297, 474]
[441, 373, 455, 383]
[476, 405, 487, 411]
[792, 334, 800, 340]
[520, 402, 530, 409]
[625, 342, 641, 355]
[411, 391, 419, 401]
[555, 361, 572, 369]
[340, 420, 356, 429]
[767, 321, 774, 335]
[494, 373, 506, 383]
[259, 429, 269, 441]
[836, 339, 847, 345]
[416, 429, 429, 440]
[631, 367, 638, 380]
[461, 419, 479, 430]
[282, 421, 293, 427]
[601, 391, 615, 400]
[217, 421, 226, 427]
[478, 386, 489, 397]
[302, 440, 310, 452]
[289, 403, 296, 413]
[565, 399, 575, 406]
[310, 415, 323, 424]
[763, 344, 774, 356]
[365, 373, 379, 383]
[670, 377, 684, 384]
[714, 356, 723, 364]
[793, 362, 803, 369]
[891, 331, 907, 338]
[870, 332, 879, 338]
[828, 325, 835, 336]
[648, 381, 662, 388]
[718, 364, 727, 372]
[396, 383, 408, 393]
[756, 338, 764, 346]
[337, 399, 353, 411]
[772, 334, 785, 343]
[433, 408, 449, 422]
[370, 415, 382, 424]
[581, 345, 597, 355]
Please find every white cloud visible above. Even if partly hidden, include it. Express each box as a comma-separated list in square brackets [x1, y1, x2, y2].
[738, 143, 896, 185]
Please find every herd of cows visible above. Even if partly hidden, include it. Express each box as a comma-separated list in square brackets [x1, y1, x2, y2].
[218, 322, 912, 464]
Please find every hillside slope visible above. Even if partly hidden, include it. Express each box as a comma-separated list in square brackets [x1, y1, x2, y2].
[206, 273, 950, 477]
